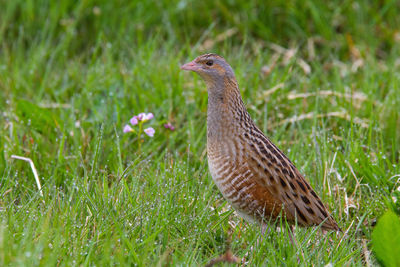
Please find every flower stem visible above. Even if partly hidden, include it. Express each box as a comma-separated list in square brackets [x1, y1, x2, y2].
[138, 122, 142, 152]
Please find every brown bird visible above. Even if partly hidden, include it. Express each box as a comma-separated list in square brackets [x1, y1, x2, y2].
[181, 53, 339, 231]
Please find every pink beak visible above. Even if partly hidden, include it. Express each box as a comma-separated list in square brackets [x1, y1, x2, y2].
[180, 60, 200, 72]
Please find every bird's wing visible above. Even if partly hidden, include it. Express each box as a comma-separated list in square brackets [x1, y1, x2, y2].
[242, 126, 340, 230]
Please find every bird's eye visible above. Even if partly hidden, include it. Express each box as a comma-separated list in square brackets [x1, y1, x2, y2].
[206, 60, 214, 66]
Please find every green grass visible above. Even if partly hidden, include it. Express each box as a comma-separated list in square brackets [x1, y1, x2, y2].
[1, 0, 400, 265]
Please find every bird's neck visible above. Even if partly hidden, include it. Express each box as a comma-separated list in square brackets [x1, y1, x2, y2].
[206, 76, 248, 140]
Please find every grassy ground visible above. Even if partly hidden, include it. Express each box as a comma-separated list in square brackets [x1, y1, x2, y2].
[1, 0, 400, 265]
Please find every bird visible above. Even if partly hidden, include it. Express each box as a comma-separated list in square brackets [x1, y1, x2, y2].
[181, 53, 340, 232]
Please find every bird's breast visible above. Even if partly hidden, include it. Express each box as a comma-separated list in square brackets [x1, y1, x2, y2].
[207, 136, 284, 223]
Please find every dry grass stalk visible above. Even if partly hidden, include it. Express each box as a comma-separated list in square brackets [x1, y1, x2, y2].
[11, 155, 43, 197]
[287, 90, 368, 104]
[269, 111, 369, 129]
[199, 28, 238, 51]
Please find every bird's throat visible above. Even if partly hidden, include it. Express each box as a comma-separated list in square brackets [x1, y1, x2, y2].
[206, 76, 242, 141]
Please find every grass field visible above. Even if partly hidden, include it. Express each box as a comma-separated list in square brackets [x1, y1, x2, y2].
[1, 0, 400, 265]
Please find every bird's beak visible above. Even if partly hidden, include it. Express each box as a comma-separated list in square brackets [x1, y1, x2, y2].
[180, 60, 200, 72]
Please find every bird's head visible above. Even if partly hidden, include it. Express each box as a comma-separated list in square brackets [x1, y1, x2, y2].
[181, 54, 235, 85]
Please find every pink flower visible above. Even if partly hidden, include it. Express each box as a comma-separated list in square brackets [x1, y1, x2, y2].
[137, 112, 154, 122]
[163, 123, 175, 131]
[144, 127, 155, 137]
[137, 113, 145, 121]
[123, 125, 133, 133]
[130, 116, 138, 125]
[144, 113, 154, 121]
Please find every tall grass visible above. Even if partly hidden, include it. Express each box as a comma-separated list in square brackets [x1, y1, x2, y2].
[1, 0, 399, 265]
